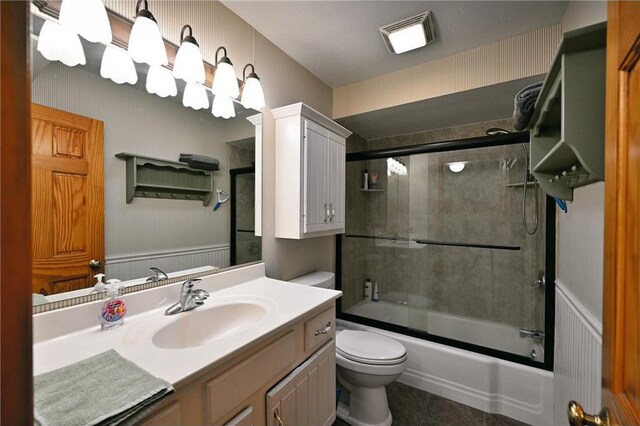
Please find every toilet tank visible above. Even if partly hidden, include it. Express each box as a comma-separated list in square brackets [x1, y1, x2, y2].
[289, 271, 335, 289]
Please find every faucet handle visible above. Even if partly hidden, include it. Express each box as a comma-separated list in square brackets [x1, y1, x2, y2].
[146, 267, 168, 282]
[182, 279, 201, 290]
[192, 289, 210, 300]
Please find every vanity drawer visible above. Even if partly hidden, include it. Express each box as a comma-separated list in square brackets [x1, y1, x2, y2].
[224, 406, 253, 426]
[206, 331, 296, 424]
[140, 401, 181, 426]
[304, 307, 334, 352]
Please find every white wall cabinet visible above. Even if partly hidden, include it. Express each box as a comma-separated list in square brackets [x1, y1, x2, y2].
[272, 103, 351, 239]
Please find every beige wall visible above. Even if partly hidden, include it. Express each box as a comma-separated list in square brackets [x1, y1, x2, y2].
[103, 1, 334, 280]
[333, 24, 562, 119]
[561, 1, 607, 33]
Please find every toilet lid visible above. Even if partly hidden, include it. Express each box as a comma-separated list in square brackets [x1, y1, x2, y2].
[336, 331, 407, 365]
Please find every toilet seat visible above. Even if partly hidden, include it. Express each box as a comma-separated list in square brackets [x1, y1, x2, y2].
[336, 331, 407, 366]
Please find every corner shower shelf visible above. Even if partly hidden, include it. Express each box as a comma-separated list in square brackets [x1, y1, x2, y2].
[115, 152, 214, 206]
[527, 23, 606, 201]
[344, 234, 520, 251]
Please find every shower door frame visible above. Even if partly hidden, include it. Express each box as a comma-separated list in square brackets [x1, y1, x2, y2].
[335, 132, 556, 371]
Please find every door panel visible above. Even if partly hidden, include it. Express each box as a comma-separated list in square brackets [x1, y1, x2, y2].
[602, 2, 640, 424]
[31, 104, 104, 296]
[304, 120, 328, 234]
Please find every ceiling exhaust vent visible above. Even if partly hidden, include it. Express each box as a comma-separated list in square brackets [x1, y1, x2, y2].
[379, 11, 436, 55]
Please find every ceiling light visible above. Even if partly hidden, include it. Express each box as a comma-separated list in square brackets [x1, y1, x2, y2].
[146, 66, 177, 98]
[173, 24, 205, 84]
[379, 11, 436, 54]
[240, 63, 265, 110]
[128, 0, 168, 66]
[212, 46, 239, 98]
[37, 20, 86, 67]
[100, 45, 137, 85]
[447, 162, 466, 173]
[58, 0, 112, 44]
[211, 95, 236, 119]
[183, 82, 210, 110]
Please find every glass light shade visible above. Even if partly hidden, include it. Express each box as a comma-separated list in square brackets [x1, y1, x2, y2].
[173, 41, 205, 84]
[37, 20, 86, 67]
[146, 66, 177, 98]
[59, 0, 112, 44]
[387, 24, 427, 54]
[211, 95, 236, 119]
[128, 16, 168, 66]
[241, 76, 265, 110]
[182, 82, 210, 110]
[212, 61, 239, 98]
[100, 45, 137, 85]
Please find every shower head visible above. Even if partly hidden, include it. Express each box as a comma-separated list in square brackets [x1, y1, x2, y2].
[485, 128, 511, 136]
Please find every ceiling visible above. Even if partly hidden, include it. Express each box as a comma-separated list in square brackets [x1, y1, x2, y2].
[222, 1, 568, 88]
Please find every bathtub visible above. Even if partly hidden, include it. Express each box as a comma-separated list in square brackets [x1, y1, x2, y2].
[339, 300, 553, 425]
[346, 299, 545, 361]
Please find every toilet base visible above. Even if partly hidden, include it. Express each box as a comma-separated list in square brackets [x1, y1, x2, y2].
[336, 388, 393, 426]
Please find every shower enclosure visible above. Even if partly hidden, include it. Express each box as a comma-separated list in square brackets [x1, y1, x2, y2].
[337, 133, 555, 369]
[230, 167, 261, 266]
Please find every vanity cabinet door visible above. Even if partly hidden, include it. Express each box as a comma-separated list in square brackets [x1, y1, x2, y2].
[266, 341, 336, 426]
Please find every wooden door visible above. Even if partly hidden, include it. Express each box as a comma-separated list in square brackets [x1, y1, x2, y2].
[31, 104, 104, 296]
[599, 2, 640, 425]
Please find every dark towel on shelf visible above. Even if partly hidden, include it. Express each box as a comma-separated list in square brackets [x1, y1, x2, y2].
[513, 81, 544, 131]
[179, 153, 220, 171]
[34, 350, 173, 426]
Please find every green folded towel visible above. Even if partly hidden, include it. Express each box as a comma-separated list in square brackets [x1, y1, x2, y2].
[34, 350, 174, 426]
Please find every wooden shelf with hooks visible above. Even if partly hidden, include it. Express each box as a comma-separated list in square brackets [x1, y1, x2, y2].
[115, 153, 215, 206]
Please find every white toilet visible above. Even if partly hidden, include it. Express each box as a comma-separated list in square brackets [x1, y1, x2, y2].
[290, 272, 408, 426]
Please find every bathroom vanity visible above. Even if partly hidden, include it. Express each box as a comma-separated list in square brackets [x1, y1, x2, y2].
[32, 263, 340, 426]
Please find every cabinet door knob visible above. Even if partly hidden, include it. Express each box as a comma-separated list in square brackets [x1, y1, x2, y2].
[274, 408, 284, 426]
[314, 321, 332, 336]
[329, 203, 334, 221]
[89, 259, 102, 270]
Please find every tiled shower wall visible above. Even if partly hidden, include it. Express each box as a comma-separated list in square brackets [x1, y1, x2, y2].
[342, 119, 546, 332]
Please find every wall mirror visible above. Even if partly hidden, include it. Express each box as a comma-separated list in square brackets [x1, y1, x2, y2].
[29, 5, 262, 312]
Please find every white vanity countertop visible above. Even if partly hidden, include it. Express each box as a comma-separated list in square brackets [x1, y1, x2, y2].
[33, 263, 341, 386]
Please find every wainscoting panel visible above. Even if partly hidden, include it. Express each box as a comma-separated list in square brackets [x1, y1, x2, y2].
[554, 279, 602, 426]
[105, 244, 230, 281]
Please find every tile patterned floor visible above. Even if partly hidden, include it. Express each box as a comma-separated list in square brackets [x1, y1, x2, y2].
[333, 382, 529, 426]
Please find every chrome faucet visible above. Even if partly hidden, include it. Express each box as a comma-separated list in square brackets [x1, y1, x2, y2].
[146, 267, 168, 283]
[164, 279, 210, 316]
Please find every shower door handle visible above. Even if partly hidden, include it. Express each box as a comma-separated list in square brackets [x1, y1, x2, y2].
[567, 401, 609, 426]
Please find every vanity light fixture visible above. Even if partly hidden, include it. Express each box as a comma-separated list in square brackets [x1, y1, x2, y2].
[211, 95, 236, 119]
[128, 0, 168, 66]
[173, 25, 206, 84]
[100, 45, 138, 85]
[379, 11, 436, 54]
[37, 20, 86, 67]
[240, 64, 265, 110]
[447, 162, 466, 173]
[212, 46, 239, 98]
[58, 0, 112, 44]
[182, 82, 210, 110]
[146, 65, 177, 98]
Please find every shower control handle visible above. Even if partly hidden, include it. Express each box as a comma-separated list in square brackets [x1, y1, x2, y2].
[568, 401, 609, 426]
[314, 321, 332, 336]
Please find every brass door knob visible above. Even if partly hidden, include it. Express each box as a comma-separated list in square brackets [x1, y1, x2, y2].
[568, 401, 610, 426]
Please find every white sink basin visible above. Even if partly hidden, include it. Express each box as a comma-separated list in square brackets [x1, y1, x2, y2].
[152, 300, 269, 349]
